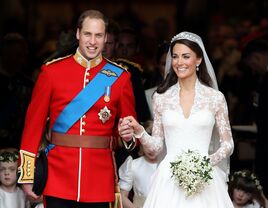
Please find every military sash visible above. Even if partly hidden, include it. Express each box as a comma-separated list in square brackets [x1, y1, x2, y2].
[52, 63, 123, 133]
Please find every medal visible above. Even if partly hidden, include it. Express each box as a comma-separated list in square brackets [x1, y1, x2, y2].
[104, 86, 111, 102]
[104, 96, 110, 102]
[98, 106, 112, 123]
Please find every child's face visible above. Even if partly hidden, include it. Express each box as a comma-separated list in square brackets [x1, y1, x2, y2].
[233, 188, 252, 206]
[143, 147, 157, 162]
[0, 161, 18, 188]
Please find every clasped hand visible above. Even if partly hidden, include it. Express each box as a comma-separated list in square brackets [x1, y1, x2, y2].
[118, 116, 143, 141]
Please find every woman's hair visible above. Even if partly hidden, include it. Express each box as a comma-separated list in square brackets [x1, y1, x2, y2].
[157, 39, 213, 94]
[228, 170, 265, 207]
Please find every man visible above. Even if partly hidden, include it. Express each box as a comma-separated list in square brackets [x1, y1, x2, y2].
[115, 27, 150, 125]
[18, 10, 136, 208]
[102, 19, 120, 60]
[115, 28, 139, 61]
[104, 26, 150, 170]
[241, 38, 268, 202]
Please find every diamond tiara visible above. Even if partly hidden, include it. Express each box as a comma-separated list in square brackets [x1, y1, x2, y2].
[171, 32, 202, 46]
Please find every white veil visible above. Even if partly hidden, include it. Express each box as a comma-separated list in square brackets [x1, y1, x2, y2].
[164, 31, 230, 181]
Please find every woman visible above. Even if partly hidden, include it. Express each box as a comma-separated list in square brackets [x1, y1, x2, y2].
[118, 31, 234, 207]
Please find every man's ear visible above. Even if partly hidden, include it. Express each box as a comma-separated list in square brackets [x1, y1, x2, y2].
[76, 29, 80, 40]
[104, 33, 108, 43]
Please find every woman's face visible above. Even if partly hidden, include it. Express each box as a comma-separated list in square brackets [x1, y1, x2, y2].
[171, 43, 201, 80]
[232, 188, 252, 206]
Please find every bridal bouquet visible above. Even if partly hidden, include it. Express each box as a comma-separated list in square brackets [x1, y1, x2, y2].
[170, 149, 213, 197]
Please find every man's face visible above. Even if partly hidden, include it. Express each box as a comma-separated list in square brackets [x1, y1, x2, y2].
[116, 33, 137, 59]
[103, 33, 116, 59]
[0, 161, 18, 189]
[247, 52, 268, 76]
[76, 17, 107, 60]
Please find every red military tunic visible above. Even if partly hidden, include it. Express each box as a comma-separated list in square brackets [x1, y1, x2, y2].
[18, 50, 136, 202]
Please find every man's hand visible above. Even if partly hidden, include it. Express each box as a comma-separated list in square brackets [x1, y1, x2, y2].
[118, 116, 144, 141]
[118, 117, 134, 142]
[22, 183, 40, 202]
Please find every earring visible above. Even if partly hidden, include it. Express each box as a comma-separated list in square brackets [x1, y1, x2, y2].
[196, 65, 199, 71]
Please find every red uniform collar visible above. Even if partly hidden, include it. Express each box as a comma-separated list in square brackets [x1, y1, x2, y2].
[74, 48, 103, 68]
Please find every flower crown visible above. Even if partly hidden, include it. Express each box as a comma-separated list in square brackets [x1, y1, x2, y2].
[0, 151, 19, 162]
[230, 170, 262, 191]
[171, 32, 202, 46]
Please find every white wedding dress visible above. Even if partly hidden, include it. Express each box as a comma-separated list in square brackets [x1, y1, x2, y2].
[139, 80, 234, 208]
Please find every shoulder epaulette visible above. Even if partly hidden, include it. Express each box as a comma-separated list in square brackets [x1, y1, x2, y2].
[104, 57, 128, 72]
[116, 58, 143, 72]
[45, 54, 72, 66]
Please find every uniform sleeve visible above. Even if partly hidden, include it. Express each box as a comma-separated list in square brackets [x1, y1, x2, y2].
[136, 93, 164, 154]
[118, 71, 137, 119]
[209, 92, 234, 166]
[18, 66, 52, 183]
[118, 156, 134, 191]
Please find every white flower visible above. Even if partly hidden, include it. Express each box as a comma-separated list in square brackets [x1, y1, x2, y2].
[170, 149, 213, 197]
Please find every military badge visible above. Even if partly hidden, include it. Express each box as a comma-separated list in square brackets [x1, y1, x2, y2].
[101, 69, 117, 77]
[98, 106, 112, 123]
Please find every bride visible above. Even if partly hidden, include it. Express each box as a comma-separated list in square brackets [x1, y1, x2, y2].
[118, 31, 234, 207]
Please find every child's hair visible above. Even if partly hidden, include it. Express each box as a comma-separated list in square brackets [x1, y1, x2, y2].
[0, 149, 19, 163]
[228, 169, 265, 207]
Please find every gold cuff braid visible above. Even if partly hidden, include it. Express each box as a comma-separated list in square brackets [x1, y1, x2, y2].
[18, 150, 35, 183]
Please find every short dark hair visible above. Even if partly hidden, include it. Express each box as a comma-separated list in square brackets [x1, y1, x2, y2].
[156, 41, 169, 63]
[118, 27, 139, 46]
[77, 10, 108, 31]
[107, 19, 120, 37]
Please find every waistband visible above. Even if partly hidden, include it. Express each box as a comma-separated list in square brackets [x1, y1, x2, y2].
[51, 132, 112, 149]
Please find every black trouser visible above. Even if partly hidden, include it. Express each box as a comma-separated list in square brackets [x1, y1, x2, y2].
[45, 196, 109, 208]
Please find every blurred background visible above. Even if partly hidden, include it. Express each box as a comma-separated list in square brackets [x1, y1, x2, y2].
[0, 0, 268, 76]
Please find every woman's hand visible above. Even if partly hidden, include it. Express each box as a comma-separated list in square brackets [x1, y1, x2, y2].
[118, 116, 144, 142]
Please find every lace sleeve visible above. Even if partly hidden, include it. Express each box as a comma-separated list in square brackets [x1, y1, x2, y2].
[209, 92, 234, 166]
[137, 93, 164, 154]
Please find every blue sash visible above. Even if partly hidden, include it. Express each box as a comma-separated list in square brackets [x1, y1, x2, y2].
[52, 63, 123, 133]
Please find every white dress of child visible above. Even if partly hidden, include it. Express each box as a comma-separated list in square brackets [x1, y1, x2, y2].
[0, 186, 30, 208]
[119, 155, 158, 208]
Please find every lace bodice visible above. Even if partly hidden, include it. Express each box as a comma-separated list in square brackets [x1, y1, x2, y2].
[138, 80, 234, 166]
